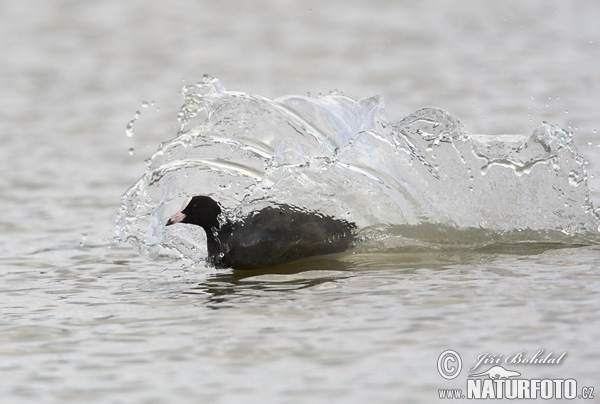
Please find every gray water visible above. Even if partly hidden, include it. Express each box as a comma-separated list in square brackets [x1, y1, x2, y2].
[2, 1, 600, 403]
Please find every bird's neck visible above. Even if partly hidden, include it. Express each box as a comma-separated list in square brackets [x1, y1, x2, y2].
[202, 225, 221, 260]
[206, 233, 220, 258]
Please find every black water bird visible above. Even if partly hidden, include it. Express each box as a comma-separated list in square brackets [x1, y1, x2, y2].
[166, 195, 356, 269]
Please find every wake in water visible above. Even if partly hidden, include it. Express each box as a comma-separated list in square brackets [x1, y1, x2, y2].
[117, 75, 600, 263]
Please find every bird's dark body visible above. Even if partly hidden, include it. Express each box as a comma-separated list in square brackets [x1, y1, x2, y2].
[214, 206, 356, 269]
[166, 196, 356, 270]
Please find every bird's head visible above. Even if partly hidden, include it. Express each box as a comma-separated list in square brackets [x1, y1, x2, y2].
[166, 195, 222, 232]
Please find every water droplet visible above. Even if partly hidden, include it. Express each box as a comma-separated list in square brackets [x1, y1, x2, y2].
[126, 110, 141, 137]
[80, 232, 88, 247]
[128, 148, 135, 155]
[125, 124, 134, 137]
[564, 110, 569, 114]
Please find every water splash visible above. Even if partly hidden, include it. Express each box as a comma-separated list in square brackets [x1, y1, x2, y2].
[117, 76, 600, 261]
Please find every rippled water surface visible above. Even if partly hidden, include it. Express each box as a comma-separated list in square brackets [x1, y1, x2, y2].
[2, 1, 600, 403]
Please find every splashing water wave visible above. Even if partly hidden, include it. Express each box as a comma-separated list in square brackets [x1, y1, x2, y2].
[117, 76, 600, 262]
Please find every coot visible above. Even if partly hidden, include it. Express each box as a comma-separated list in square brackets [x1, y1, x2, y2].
[166, 195, 356, 269]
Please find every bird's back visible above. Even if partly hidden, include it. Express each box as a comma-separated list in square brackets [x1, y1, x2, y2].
[216, 206, 356, 269]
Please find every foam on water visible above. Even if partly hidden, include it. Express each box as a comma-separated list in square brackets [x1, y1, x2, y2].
[117, 75, 600, 262]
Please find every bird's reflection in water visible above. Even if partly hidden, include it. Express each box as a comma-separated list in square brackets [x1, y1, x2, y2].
[180, 243, 568, 308]
[183, 254, 354, 308]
